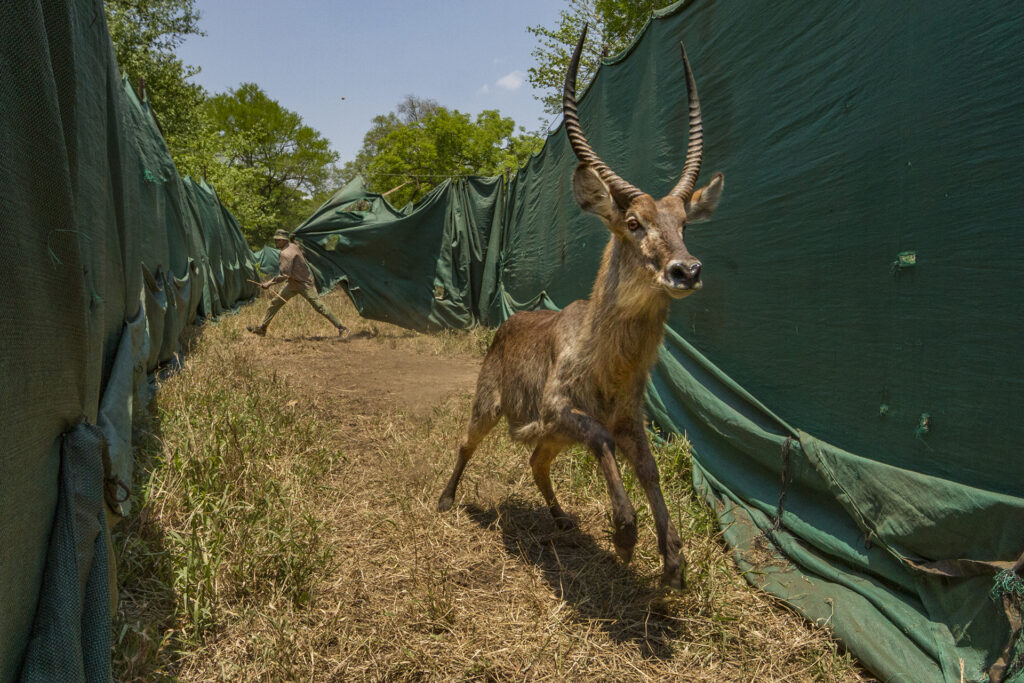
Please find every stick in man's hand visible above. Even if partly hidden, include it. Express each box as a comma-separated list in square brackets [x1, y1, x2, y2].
[248, 279, 287, 302]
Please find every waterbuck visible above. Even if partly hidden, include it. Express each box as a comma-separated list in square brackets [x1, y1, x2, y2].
[438, 26, 723, 589]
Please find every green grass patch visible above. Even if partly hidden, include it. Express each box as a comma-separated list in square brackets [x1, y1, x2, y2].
[112, 340, 339, 679]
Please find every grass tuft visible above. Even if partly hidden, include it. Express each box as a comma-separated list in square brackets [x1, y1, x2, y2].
[113, 336, 339, 678]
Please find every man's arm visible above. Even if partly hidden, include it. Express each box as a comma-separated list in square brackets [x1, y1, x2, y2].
[261, 274, 288, 288]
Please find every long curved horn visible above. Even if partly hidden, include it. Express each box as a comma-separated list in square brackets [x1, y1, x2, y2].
[668, 42, 704, 202]
[562, 25, 644, 206]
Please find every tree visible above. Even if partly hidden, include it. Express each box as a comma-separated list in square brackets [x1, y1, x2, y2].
[104, 0, 206, 155]
[340, 113, 402, 189]
[343, 96, 544, 208]
[340, 96, 440, 188]
[526, 0, 674, 117]
[171, 109, 281, 236]
[205, 84, 340, 244]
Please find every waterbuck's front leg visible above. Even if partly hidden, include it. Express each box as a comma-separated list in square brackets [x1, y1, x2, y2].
[615, 421, 685, 589]
[548, 405, 638, 562]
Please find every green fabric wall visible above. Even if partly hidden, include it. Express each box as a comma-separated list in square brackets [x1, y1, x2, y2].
[0, 2, 258, 680]
[3, 0, 1021, 680]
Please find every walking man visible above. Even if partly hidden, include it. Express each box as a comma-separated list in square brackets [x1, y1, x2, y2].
[247, 230, 349, 338]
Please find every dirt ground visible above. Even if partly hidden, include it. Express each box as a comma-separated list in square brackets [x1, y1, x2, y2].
[261, 329, 482, 420]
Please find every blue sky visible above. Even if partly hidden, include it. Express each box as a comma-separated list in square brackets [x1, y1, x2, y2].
[177, 0, 566, 167]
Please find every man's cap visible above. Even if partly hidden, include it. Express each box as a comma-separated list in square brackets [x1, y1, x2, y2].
[273, 229, 290, 241]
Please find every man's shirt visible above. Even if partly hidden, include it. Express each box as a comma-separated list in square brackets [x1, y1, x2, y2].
[278, 242, 315, 288]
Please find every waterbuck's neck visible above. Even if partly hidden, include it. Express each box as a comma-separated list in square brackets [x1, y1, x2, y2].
[579, 236, 671, 391]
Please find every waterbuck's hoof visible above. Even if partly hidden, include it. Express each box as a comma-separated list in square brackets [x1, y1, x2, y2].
[614, 542, 635, 564]
[437, 493, 455, 512]
[553, 514, 576, 531]
[661, 566, 686, 591]
[612, 521, 638, 563]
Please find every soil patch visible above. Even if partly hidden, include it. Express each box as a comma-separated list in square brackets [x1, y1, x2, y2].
[258, 334, 481, 420]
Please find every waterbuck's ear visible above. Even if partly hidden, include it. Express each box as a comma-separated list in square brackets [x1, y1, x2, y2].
[572, 164, 621, 223]
[685, 173, 724, 223]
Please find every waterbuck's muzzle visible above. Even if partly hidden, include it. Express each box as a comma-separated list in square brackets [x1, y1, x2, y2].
[661, 259, 703, 297]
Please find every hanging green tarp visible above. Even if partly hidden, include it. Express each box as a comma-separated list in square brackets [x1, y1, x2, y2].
[0, 1, 258, 680]
[288, 2, 1024, 680]
[253, 245, 281, 279]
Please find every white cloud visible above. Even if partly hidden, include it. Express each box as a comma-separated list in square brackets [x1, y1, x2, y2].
[496, 70, 526, 91]
[476, 83, 491, 95]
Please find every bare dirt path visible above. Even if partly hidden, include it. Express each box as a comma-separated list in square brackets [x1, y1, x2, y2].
[261, 330, 482, 420]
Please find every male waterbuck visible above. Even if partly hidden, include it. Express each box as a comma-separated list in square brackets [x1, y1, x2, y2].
[438, 27, 724, 589]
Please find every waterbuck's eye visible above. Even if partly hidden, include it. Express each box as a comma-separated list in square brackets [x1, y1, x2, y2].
[626, 217, 640, 231]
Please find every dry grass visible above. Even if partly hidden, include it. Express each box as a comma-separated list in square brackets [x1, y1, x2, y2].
[112, 288, 868, 681]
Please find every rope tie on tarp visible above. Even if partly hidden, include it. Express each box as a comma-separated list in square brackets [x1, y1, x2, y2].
[991, 569, 1024, 602]
[104, 477, 131, 506]
[769, 436, 794, 535]
[98, 429, 132, 513]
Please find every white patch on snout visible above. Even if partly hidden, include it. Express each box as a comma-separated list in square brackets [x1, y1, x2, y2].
[659, 277, 701, 299]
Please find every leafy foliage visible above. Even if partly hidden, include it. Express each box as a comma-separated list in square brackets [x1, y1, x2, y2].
[170, 109, 280, 240]
[105, 1, 342, 246]
[105, 0, 205, 150]
[343, 96, 544, 208]
[527, 0, 674, 117]
[205, 84, 340, 244]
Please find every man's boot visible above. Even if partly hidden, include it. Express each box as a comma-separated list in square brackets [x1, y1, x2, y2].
[337, 324, 350, 339]
[247, 325, 266, 337]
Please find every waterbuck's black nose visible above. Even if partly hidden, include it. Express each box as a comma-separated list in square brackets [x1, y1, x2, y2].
[666, 260, 701, 285]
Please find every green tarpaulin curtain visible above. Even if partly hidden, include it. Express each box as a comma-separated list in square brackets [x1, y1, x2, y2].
[0, 1, 257, 680]
[2, 0, 1022, 681]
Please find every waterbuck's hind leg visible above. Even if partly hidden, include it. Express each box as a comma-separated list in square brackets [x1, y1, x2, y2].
[529, 440, 573, 530]
[438, 389, 500, 512]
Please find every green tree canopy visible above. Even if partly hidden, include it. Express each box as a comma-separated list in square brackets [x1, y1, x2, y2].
[203, 84, 340, 245]
[527, 0, 674, 117]
[105, 0, 263, 231]
[343, 96, 544, 208]
[105, 0, 205, 153]
[105, 2, 342, 246]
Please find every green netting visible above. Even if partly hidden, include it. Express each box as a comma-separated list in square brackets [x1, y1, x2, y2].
[283, 2, 1023, 680]
[0, 1, 258, 680]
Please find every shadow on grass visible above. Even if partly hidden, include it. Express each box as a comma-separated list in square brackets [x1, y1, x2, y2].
[274, 329, 418, 343]
[110, 416, 181, 681]
[151, 324, 205, 382]
[462, 498, 681, 661]
[356, 329, 417, 341]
